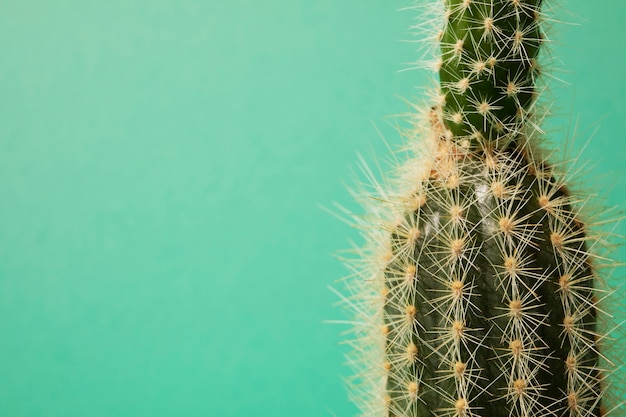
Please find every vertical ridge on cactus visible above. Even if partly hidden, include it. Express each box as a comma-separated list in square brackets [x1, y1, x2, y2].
[337, 1, 622, 417]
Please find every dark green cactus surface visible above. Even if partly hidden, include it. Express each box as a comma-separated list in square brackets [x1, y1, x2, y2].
[378, 1, 605, 416]
[382, 128, 602, 417]
[440, 0, 542, 149]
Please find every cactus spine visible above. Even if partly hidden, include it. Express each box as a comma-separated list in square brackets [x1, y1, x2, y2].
[340, 1, 619, 417]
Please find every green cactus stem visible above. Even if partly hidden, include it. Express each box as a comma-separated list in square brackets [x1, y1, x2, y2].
[439, 0, 543, 149]
[382, 124, 601, 417]
[340, 1, 616, 417]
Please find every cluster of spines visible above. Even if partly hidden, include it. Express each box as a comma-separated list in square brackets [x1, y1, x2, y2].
[337, 1, 621, 417]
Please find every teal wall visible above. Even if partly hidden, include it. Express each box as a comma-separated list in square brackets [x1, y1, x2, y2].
[1, 1, 624, 416]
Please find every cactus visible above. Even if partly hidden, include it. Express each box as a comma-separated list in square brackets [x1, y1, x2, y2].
[339, 1, 621, 417]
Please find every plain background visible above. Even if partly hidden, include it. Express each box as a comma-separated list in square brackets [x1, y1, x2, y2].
[1, 1, 625, 416]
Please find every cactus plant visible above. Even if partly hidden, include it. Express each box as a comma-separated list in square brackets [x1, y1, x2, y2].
[339, 1, 622, 417]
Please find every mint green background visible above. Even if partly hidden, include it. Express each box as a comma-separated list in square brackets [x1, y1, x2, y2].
[0, 1, 624, 416]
